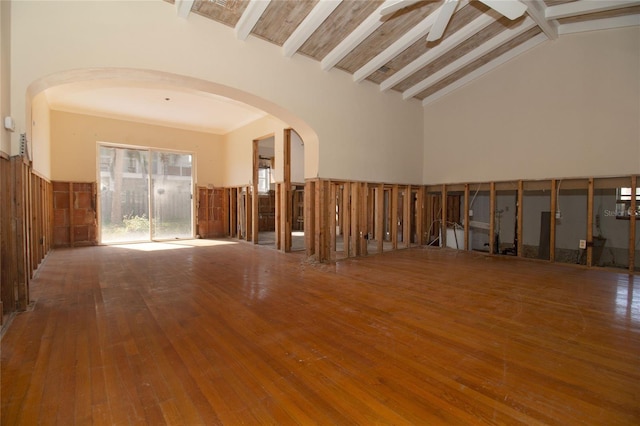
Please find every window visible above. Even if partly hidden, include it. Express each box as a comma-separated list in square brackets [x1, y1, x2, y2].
[617, 187, 640, 202]
[258, 168, 271, 194]
[616, 187, 640, 218]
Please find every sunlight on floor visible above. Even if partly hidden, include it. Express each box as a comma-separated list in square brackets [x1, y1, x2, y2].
[111, 239, 237, 251]
[166, 239, 238, 247]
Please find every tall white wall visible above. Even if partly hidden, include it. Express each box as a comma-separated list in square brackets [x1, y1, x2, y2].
[50, 110, 224, 186]
[222, 116, 287, 188]
[291, 130, 305, 184]
[423, 26, 640, 184]
[0, 0, 10, 156]
[31, 92, 50, 177]
[10, 0, 424, 184]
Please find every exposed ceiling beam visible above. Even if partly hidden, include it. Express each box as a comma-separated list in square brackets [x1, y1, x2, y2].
[526, 0, 558, 40]
[422, 32, 547, 106]
[321, 0, 397, 71]
[426, 0, 459, 42]
[546, 0, 640, 20]
[380, 0, 421, 17]
[176, 0, 195, 19]
[380, 12, 495, 92]
[403, 16, 536, 99]
[235, 0, 272, 41]
[353, 0, 470, 83]
[479, 0, 528, 20]
[283, 0, 343, 58]
[558, 13, 640, 34]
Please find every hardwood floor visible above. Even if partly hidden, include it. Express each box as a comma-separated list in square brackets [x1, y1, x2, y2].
[2, 240, 639, 425]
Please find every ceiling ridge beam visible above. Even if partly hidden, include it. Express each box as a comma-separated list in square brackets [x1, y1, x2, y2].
[421, 32, 547, 106]
[527, 0, 558, 40]
[321, 0, 398, 71]
[380, 12, 495, 92]
[176, 0, 195, 19]
[558, 13, 640, 34]
[546, 0, 640, 20]
[283, 0, 343, 58]
[235, 0, 272, 41]
[403, 16, 536, 100]
[353, 0, 470, 83]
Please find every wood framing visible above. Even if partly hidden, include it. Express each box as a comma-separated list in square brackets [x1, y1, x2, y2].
[403, 186, 411, 249]
[52, 182, 97, 248]
[275, 184, 282, 250]
[252, 140, 259, 245]
[391, 185, 398, 250]
[223, 188, 230, 237]
[246, 186, 252, 242]
[305, 179, 316, 257]
[2, 158, 49, 318]
[360, 182, 369, 256]
[517, 180, 524, 257]
[441, 185, 447, 249]
[228, 188, 237, 237]
[196, 187, 226, 238]
[342, 183, 350, 257]
[463, 184, 470, 251]
[367, 185, 375, 247]
[629, 175, 636, 273]
[350, 182, 360, 257]
[549, 179, 557, 263]
[1, 156, 15, 320]
[280, 129, 292, 253]
[314, 180, 330, 262]
[489, 182, 495, 255]
[376, 184, 384, 253]
[587, 178, 594, 267]
[416, 186, 425, 246]
[329, 183, 337, 257]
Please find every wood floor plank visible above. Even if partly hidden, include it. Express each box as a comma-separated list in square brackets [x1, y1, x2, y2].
[2, 242, 639, 424]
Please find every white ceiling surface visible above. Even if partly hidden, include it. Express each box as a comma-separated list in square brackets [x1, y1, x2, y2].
[45, 82, 268, 135]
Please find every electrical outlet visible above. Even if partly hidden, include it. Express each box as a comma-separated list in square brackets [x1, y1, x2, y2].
[555, 211, 562, 219]
[469, 209, 473, 217]
[579, 239, 586, 249]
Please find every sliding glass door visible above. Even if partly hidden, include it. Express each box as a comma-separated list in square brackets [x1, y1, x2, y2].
[99, 145, 193, 243]
[151, 151, 193, 240]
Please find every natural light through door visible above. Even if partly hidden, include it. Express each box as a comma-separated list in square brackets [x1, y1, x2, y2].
[99, 145, 194, 243]
[151, 151, 193, 240]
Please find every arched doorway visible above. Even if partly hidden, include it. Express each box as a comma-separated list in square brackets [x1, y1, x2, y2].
[26, 68, 317, 251]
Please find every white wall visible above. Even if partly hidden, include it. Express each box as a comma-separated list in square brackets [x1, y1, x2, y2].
[423, 26, 640, 184]
[31, 92, 50, 177]
[10, 0, 424, 184]
[50, 110, 223, 185]
[291, 130, 304, 184]
[222, 116, 287, 188]
[0, 0, 10, 156]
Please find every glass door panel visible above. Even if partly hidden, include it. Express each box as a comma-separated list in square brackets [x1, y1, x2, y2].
[151, 151, 194, 240]
[99, 146, 150, 243]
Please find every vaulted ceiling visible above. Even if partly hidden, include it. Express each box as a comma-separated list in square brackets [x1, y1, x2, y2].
[173, 0, 640, 106]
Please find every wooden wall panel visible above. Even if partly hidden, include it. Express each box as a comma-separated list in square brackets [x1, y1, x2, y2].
[1, 156, 52, 320]
[197, 187, 227, 238]
[0, 155, 13, 322]
[52, 181, 97, 248]
[304, 180, 316, 257]
[12, 157, 29, 311]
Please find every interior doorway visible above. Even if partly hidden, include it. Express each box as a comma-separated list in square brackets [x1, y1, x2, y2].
[289, 129, 305, 252]
[98, 144, 194, 244]
[251, 129, 305, 252]
[254, 136, 277, 248]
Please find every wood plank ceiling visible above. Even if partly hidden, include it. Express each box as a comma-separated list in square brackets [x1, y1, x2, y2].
[174, 0, 640, 106]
